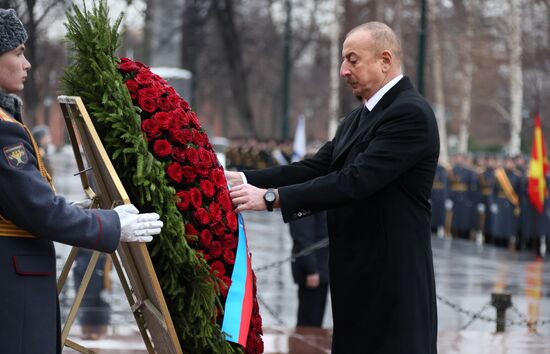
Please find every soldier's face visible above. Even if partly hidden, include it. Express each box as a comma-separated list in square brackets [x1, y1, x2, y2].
[0, 45, 31, 93]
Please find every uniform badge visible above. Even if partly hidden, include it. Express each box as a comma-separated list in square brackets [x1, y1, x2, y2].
[3, 143, 28, 169]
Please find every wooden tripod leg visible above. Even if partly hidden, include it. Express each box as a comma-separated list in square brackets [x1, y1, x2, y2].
[57, 247, 80, 293]
[61, 251, 100, 345]
[110, 251, 155, 353]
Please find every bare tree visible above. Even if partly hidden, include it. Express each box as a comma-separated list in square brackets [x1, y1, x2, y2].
[456, 0, 475, 154]
[211, 0, 255, 136]
[508, 0, 523, 155]
[429, 0, 449, 163]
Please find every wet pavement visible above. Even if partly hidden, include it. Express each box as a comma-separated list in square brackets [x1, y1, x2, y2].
[50, 150, 550, 353]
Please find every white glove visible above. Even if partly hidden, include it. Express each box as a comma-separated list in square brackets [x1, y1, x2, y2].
[114, 204, 163, 242]
[70, 198, 93, 209]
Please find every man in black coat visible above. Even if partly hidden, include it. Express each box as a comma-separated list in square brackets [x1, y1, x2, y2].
[289, 210, 329, 327]
[227, 22, 439, 353]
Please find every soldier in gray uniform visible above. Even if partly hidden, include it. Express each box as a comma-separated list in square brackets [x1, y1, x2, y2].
[0, 9, 163, 354]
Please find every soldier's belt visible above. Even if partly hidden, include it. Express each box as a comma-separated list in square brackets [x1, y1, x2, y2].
[482, 188, 491, 195]
[451, 183, 468, 192]
[433, 182, 445, 189]
[0, 220, 34, 238]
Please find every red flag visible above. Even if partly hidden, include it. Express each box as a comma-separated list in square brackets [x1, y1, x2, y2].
[527, 113, 549, 213]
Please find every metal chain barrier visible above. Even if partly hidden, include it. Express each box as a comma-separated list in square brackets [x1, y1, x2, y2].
[256, 294, 287, 326]
[253, 238, 550, 332]
[254, 237, 329, 273]
[437, 294, 550, 329]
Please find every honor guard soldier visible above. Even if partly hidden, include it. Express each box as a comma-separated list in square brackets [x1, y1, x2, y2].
[0, 9, 163, 354]
[478, 155, 498, 243]
[489, 156, 521, 249]
[449, 154, 477, 239]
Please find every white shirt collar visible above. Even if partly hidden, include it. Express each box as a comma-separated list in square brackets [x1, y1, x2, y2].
[364, 74, 404, 111]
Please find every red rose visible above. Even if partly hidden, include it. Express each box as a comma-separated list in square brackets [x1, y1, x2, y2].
[167, 94, 181, 110]
[174, 108, 189, 125]
[175, 190, 190, 211]
[135, 70, 155, 85]
[195, 162, 210, 177]
[157, 97, 171, 111]
[209, 260, 225, 276]
[225, 211, 238, 231]
[199, 229, 213, 248]
[141, 119, 161, 139]
[181, 99, 191, 111]
[138, 96, 157, 113]
[126, 79, 139, 93]
[200, 180, 215, 198]
[223, 249, 235, 265]
[222, 234, 236, 249]
[194, 207, 210, 225]
[198, 148, 210, 163]
[217, 190, 232, 211]
[186, 148, 199, 165]
[189, 187, 202, 209]
[209, 203, 222, 222]
[192, 130, 205, 147]
[209, 241, 222, 259]
[171, 146, 187, 162]
[153, 139, 172, 157]
[211, 221, 226, 236]
[152, 111, 171, 130]
[139, 86, 162, 99]
[210, 169, 227, 188]
[181, 129, 193, 144]
[166, 162, 182, 183]
[169, 129, 186, 145]
[185, 223, 198, 236]
[181, 165, 197, 184]
[188, 111, 201, 128]
[119, 60, 140, 73]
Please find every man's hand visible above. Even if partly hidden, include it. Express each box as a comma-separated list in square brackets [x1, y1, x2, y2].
[306, 273, 320, 288]
[114, 204, 163, 242]
[230, 184, 276, 213]
[225, 171, 244, 188]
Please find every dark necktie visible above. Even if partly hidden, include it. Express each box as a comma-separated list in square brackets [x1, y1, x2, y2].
[357, 106, 371, 130]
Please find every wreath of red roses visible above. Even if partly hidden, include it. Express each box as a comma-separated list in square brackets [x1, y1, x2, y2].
[118, 57, 263, 353]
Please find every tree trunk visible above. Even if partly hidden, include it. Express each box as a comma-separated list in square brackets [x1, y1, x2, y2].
[22, 0, 39, 126]
[508, 0, 523, 156]
[141, 0, 154, 66]
[211, 0, 255, 136]
[457, 0, 474, 154]
[328, 0, 343, 140]
[429, 0, 449, 163]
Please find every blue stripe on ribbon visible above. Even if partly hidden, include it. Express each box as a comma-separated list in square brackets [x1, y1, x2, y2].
[221, 213, 248, 343]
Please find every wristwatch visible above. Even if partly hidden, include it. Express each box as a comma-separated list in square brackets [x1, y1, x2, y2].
[263, 188, 276, 211]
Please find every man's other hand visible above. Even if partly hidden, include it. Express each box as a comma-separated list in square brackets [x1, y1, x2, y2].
[225, 171, 244, 188]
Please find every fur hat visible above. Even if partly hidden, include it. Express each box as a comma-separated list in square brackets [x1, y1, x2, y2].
[0, 9, 27, 54]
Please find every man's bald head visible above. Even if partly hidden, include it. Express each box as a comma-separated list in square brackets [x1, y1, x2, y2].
[347, 22, 402, 63]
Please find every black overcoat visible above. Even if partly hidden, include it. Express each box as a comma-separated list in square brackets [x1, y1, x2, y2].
[245, 77, 439, 353]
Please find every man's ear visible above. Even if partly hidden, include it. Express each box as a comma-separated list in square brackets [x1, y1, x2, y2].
[380, 50, 393, 72]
